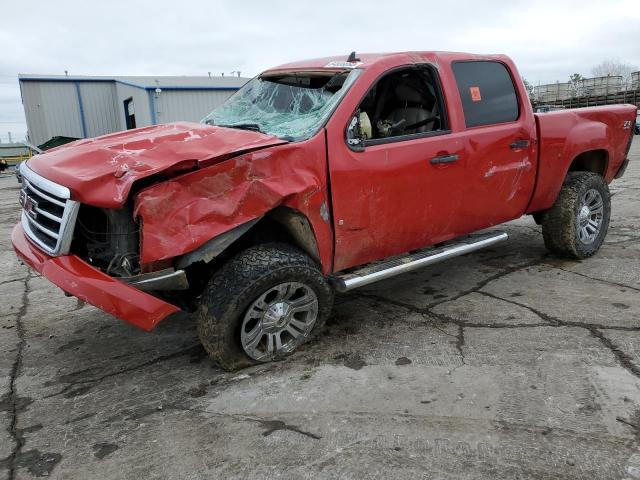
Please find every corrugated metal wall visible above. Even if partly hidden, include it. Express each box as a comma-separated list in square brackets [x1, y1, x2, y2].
[115, 84, 152, 128]
[21, 81, 84, 145]
[20, 79, 240, 145]
[0, 145, 29, 157]
[79, 82, 121, 136]
[156, 90, 235, 123]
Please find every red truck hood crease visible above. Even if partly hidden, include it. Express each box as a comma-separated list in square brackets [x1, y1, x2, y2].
[26, 122, 286, 208]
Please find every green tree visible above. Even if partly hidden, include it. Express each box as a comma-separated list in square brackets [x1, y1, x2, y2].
[569, 73, 584, 97]
[521, 77, 534, 99]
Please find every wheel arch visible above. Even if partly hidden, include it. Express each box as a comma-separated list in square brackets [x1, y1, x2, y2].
[527, 147, 610, 216]
[528, 148, 609, 225]
[567, 149, 609, 177]
[265, 207, 322, 264]
[177, 206, 322, 271]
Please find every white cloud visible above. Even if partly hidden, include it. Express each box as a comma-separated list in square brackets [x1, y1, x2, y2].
[1, 0, 638, 142]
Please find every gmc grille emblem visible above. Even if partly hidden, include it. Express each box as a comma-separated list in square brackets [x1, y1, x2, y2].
[19, 190, 39, 220]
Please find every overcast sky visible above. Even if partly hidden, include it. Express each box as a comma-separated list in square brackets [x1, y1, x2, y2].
[1, 0, 638, 142]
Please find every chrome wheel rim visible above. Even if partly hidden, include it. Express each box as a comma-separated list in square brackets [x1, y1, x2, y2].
[577, 188, 604, 245]
[241, 282, 319, 361]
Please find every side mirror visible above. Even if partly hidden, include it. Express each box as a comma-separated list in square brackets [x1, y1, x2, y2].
[346, 112, 365, 152]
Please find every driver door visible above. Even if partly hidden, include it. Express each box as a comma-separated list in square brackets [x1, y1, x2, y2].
[328, 65, 467, 271]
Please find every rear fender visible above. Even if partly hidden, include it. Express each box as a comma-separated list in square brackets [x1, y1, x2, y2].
[527, 117, 612, 213]
[561, 122, 611, 175]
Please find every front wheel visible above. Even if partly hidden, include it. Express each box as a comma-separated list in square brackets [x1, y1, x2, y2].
[541, 172, 611, 259]
[197, 243, 334, 370]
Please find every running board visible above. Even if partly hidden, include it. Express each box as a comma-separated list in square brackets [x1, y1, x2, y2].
[331, 231, 508, 292]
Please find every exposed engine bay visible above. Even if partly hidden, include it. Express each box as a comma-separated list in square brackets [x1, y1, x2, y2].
[72, 205, 141, 278]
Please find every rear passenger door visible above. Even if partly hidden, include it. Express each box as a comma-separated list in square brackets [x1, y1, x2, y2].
[450, 61, 537, 232]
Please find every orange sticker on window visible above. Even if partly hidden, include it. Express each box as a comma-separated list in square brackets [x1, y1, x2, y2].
[470, 86, 482, 102]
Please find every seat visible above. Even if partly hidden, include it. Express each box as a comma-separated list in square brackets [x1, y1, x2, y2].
[386, 83, 436, 134]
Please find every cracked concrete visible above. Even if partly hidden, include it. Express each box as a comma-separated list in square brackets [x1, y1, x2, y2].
[0, 138, 639, 479]
[5, 273, 31, 480]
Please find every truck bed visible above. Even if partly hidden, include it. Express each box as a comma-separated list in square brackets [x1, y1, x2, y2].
[527, 104, 637, 213]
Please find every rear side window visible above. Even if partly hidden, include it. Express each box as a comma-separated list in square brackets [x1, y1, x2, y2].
[452, 61, 519, 128]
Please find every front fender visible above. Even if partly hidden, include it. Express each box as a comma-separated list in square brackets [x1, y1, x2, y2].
[133, 134, 334, 274]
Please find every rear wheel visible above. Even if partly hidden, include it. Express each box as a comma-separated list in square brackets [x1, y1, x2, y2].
[541, 172, 610, 259]
[197, 243, 333, 370]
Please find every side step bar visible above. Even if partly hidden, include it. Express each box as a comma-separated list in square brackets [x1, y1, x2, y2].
[332, 231, 508, 292]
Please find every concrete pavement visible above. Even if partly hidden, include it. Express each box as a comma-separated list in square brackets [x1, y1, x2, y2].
[1, 139, 639, 479]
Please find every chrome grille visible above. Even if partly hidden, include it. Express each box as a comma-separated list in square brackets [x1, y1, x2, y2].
[19, 163, 79, 256]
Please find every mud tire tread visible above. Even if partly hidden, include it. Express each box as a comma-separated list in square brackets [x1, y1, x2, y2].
[541, 172, 610, 259]
[197, 243, 333, 371]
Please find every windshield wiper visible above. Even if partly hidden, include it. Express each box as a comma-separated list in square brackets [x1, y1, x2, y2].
[217, 123, 264, 133]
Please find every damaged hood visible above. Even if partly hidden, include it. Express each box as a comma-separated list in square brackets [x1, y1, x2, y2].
[26, 122, 287, 208]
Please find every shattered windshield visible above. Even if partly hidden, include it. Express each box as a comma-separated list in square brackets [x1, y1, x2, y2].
[202, 69, 362, 141]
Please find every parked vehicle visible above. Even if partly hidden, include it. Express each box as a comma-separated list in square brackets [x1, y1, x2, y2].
[533, 105, 566, 113]
[13, 141, 46, 184]
[635, 112, 640, 135]
[12, 52, 637, 370]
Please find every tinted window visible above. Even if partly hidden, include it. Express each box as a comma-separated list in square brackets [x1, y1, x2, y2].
[452, 61, 519, 127]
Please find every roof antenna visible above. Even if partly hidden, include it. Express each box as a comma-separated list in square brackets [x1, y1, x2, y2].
[347, 51, 360, 62]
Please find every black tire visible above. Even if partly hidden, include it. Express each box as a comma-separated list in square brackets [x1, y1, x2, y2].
[197, 243, 334, 371]
[541, 172, 611, 259]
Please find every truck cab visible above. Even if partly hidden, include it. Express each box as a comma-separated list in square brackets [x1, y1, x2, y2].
[13, 51, 637, 370]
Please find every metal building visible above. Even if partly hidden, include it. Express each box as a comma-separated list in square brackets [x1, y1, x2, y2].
[533, 82, 572, 103]
[19, 74, 249, 146]
[0, 142, 30, 161]
[579, 75, 623, 96]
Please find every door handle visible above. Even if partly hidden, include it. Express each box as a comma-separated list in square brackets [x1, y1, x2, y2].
[430, 154, 459, 165]
[509, 139, 531, 150]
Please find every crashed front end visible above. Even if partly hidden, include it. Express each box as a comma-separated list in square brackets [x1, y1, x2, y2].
[13, 162, 180, 330]
[12, 126, 333, 331]
[11, 66, 361, 330]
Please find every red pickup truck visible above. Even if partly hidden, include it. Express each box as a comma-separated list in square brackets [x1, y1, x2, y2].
[13, 52, 637, 369]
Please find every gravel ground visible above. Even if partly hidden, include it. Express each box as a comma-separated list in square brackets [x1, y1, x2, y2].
[1, 139, 639, 480]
